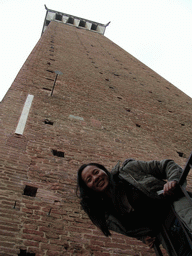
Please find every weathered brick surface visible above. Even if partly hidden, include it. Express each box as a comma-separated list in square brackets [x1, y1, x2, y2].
[0, 20, 191, 255]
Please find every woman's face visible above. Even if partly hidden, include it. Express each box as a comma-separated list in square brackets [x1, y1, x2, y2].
[81, 165, 109, 192]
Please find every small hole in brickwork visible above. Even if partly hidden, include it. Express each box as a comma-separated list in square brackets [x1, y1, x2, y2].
[44, 119, 54, 125]
[52, 149, 64, 158]
[136, 124, 141, 127]
[43, 88, 51, 91]
[46, 78, 54, 81]
[181, 123, 185, 126]
[124, 108, 131, 112]
[47, 62, 51, 65]
[113, 73, 120, 77]
[158, 100, 162, 103]
[18, 249, 35, 256]
[117, 97, 122, 100]
[177, 151, 184, 157]
[23, 185, 38, 197]
[105, 78, 109, 81]
[168, 110, 173, 113]
[64, 244, 69, 250]
[149, 91, 152, 93]
[46, 70, 54, 73]
[166, 87, 170, 90]
[109, 86, 114, 89]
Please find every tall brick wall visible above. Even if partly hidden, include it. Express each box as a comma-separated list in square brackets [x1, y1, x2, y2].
[0, 20, 191, 256]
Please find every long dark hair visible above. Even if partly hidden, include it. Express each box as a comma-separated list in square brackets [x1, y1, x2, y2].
[77, 163, 127, 237]
[77, 163, 111, 236]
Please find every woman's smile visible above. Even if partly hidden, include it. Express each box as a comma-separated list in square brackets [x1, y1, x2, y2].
[81, 165, 109, 192]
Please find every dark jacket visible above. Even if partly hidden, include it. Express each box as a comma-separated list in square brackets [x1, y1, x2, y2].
[106, 159, 192, 240]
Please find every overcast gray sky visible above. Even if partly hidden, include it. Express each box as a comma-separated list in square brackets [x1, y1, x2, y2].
[0, 0, 192, 101]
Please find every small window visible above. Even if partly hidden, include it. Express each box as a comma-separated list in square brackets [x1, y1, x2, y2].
[23, 185, 38, 197]
[55, 13, 62, 21]
[79, 20, 86, 27]
[91, 23, 97, 31]
[67, 17, 74, 24]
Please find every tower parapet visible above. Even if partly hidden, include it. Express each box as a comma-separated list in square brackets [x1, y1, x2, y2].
[42, 5, 110, 35]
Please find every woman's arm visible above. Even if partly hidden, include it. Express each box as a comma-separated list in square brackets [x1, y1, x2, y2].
[127, 159, 183, 183]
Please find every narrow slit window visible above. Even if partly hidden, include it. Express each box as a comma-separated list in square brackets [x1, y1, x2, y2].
[23, 185, 38, 197]
[52, 149, 64, 158]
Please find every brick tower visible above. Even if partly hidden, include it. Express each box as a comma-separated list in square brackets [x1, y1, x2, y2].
[0, 6, 192, 256]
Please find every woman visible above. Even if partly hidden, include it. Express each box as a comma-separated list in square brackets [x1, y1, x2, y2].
[77, 159, 192, 255]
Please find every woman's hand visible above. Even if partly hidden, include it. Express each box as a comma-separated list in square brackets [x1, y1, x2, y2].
[145, 236, 156, 248]
[163, 181, 177, 196]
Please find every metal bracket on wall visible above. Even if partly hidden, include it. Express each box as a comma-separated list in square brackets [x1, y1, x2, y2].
[13, 201, 17, 209]
[47, 208, 52, 216]
[50, 70, 63, 96]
